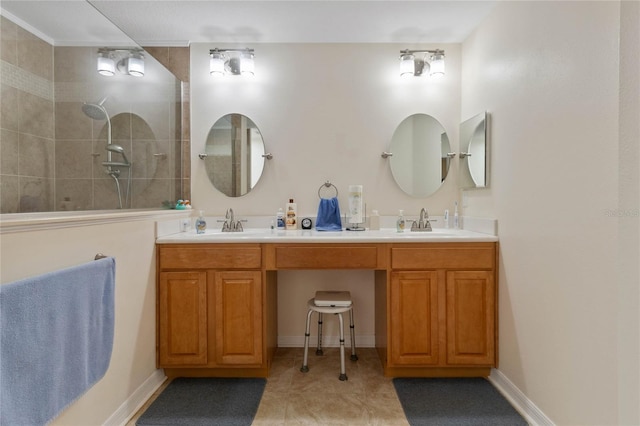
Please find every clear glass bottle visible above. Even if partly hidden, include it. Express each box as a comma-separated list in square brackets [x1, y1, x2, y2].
[396, 209, 405, 233]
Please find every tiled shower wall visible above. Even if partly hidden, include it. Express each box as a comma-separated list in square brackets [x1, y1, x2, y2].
[0, 15, 55, 213]
[0, 15, 186, 213]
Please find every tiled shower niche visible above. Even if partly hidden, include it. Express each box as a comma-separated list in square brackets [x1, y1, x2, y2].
[0, 15, 185, 213]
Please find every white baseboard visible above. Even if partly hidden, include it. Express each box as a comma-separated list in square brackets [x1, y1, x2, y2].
[489, 368, 555, 426]
[103, 369, 166, 426]
[278, 334, 376, 348]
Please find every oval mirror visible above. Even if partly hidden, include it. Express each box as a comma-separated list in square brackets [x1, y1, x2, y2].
[204, 113, 266, 197]
[459, 111, 488, 189]
[389, 114, 451, 197]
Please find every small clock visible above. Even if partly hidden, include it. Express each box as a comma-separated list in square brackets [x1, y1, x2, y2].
[301, 217, 313, 230]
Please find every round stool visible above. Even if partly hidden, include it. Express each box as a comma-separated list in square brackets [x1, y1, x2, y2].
[300, 291, 358, 381]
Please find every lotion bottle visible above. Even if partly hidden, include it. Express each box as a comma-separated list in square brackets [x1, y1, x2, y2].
[444, 209, 450, 229]
[286, 199, 297, 230]
[396, 209, 405, 233]
[195, 211, 207, 234]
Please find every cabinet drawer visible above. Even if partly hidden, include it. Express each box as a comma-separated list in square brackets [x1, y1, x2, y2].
[159, 245, 262, 269]
[391, 244, 495, 269]
[273, 245, 381, 269]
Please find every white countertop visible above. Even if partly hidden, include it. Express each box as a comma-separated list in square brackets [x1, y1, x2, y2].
[156, 227, 498, 244]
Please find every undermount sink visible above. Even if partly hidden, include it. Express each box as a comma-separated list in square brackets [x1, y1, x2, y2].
[381, 228, 458, 237]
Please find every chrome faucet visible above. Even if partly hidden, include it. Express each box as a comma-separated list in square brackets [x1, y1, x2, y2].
[411, 208, 433, 232]
[221, 208, 244, 232]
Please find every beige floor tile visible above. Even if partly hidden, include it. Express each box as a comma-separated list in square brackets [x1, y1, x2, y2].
[129, 348, 409, 426]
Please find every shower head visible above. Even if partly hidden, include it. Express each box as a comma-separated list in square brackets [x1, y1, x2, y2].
[82, 97, 109, 120]
[82, 102, 108, 120]
[105, 144, 129, 165]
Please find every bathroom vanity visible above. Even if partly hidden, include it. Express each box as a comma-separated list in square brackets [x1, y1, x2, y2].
[155, 229, 498, 378]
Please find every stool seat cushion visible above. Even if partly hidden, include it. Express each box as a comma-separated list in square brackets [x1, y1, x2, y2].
[314, 291, 352, 307]
[307, 298, 352, 314]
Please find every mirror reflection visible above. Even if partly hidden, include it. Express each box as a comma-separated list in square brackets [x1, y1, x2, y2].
[204, 114, 265, 197]
[0, 1, 183, 213]
[389, 114, 451, 197]
[459, 112, 488, 188]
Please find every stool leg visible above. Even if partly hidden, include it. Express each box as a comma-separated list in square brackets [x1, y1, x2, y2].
[316, 312, 324, 356]
[337, 313, 347, 381]
[300, 309, 313, 373]
[349, 307, 358, 361]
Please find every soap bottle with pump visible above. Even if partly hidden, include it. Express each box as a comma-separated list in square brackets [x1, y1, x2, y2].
[286, 199, 297, 230]
[195, 211, 207, 234]
[396, 209, 405, 233]
[276, 208, 285, 230]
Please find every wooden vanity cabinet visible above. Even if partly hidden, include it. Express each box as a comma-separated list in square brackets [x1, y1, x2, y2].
[386, 243, 497, 376]
[156, 240, 497, 378]
[156, 244, 268, 377]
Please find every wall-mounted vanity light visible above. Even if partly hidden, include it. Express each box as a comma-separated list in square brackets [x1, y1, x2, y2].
[399, 49, 445, 78]
[209, 48, 255, 77]
[97, 48, 145, 77]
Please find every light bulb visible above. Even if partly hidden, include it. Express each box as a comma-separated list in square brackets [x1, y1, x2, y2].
[399, 53, 415, 77]
[210, 52, 225, 76]
[240, 52, 255, 76]
[429, 52, 445, 77]
[97, 52, 115, 76]
[127, 54, 144, 77]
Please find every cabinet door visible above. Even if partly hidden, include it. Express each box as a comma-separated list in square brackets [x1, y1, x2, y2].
[390, 271, 439, 365]
[446, 270, 495, 365]
[159, 271, 208, 366]
[214, 271, 263, 365]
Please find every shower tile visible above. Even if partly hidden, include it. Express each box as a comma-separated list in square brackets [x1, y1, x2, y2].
[168, 47, 190, 82]
[19, 176, 54, 212]
[0, 174, 19, 213]
[144, 47, 169, 69]
[55, 101, 93, 140]
[133, 139, 172, 179]
[1, 16, 18, 65]
[55, 179, 93, 211]
[131, 178, 171, 209]
[19, 91, 54, 139]
[131, 114, 156, 140]
[1, 129, 19, 175]
[93, 178, 123, 210]
[55, 140, 93, 179]
[1, 84, 19, 131]
[109, 113, 131, 140]
[19, 133, 54, 178]
[54, 47, 92, 83]
[134, 102, 171, 140]
[16, 25, 52, 81]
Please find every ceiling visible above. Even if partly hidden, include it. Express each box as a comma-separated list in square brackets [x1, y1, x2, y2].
[1, 1, 497, 47]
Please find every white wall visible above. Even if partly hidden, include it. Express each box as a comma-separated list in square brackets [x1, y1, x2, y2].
[0, 216, 164, 425]
[462, 1, 638, 424]
[190, 43, 461, 218]
[190, 43, 463, 344]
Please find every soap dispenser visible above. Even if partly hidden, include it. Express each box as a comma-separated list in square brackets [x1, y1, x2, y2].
[396, 210, 405, 233]
[195, 211, 207, 234]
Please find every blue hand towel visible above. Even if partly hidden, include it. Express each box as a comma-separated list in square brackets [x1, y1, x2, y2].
[316, 197, 343, 231]
[0, 257, 115, 425]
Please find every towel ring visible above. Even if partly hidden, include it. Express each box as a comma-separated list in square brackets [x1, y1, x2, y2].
[318, 181, 338, 199]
